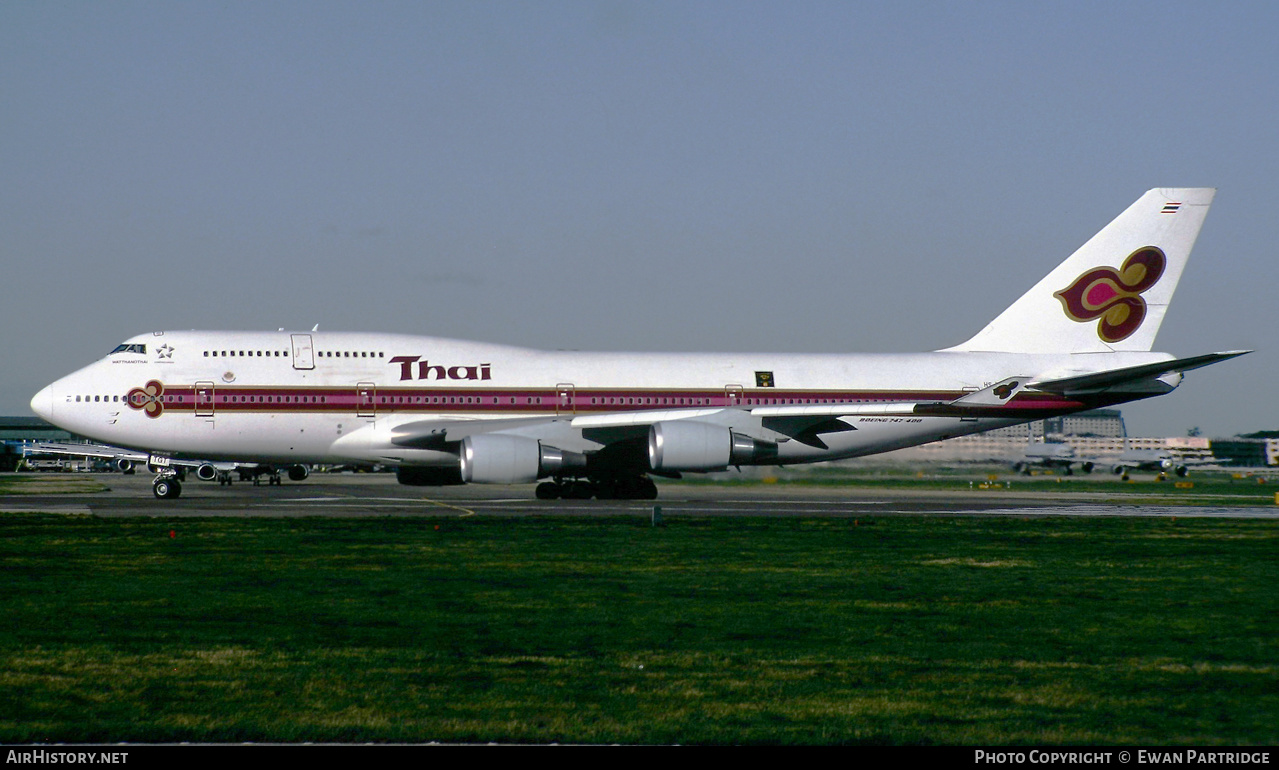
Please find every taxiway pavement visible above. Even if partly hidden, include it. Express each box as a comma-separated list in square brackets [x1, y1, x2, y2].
[3, 472, 1278, 519]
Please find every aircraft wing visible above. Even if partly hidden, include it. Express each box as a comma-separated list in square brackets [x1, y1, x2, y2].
[24, 441, 148, 463]
[387, 403, 918, 454]
[390, 416, 581, 448]
[392, 408, 775, 450]
[23, 441, 241, 473]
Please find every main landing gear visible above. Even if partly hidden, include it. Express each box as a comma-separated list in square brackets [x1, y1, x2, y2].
[250, 470, 283, 486]
[153, 472, 182, 499]
[535, 476, 659, 501]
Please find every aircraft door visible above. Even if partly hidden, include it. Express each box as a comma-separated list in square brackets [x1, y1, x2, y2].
[556, 384, 575, 415]
[195, 382, 216, 417]
[725, 385, 744, 407]
[290, 334, 315, 370]
[357, 382, 376, 418]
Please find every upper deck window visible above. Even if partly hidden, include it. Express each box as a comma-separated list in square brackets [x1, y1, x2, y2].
[109, 344, 147, 355]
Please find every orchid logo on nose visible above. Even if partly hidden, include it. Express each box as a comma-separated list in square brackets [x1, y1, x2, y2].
[127, 380, 166, 418]
[1054, 247, 1165, 343]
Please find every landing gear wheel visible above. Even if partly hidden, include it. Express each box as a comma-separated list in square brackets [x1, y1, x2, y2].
[153, 478, 182, 499]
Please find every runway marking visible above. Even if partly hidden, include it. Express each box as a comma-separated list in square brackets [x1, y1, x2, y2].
[415, 497, 477, 517]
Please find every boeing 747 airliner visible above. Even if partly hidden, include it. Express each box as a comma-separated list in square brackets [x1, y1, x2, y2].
[31, 188, 1248, 499]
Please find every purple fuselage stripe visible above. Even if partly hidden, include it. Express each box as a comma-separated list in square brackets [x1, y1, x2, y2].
[125, 384, 1084, 416]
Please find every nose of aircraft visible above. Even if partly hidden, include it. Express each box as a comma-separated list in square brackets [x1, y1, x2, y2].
[30, 384, 54, 421]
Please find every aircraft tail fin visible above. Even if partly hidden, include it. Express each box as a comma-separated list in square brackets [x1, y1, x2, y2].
[944, 188, 1215, 354]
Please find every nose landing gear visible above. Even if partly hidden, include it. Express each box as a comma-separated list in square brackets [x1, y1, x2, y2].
[152, 472, 182, 499]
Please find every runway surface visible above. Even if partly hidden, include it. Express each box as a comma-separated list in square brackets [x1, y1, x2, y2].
[4, 472, 1279, 518]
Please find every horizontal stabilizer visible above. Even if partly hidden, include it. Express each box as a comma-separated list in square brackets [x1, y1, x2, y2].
[1030, 350, 1250, 394]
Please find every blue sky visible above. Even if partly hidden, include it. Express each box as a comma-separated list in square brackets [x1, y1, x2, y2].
[3, 1, 1275, 436]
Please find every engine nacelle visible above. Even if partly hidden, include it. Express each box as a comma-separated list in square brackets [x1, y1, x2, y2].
[459, 435, 586, 484]
[648, 421, 777, 472]
[1080, 462, 1095, 474]
[1112, 465, 1127, 475]
[115, 458, 134, 473]
[1174, 465, 1189, 477]
[196, 463, 219, 481]
[397, 466, 465, 486]
[287, 465, 309, 481]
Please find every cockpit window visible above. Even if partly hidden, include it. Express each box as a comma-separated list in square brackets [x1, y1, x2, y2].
[110, 344, 147, 355]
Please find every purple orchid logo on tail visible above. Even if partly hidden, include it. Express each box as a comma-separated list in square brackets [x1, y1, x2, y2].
[1054, 247, 1166, 343]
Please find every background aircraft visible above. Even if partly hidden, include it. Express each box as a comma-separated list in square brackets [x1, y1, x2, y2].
[1012, 441, 1096, 475]
[1109, 447, 1215, 479]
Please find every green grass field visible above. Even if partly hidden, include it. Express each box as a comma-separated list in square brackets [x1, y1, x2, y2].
[2, 513, 1277, 744]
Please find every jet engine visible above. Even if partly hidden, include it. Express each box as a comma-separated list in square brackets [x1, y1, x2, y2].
[459, 434, 587, 484]
[115, 458, 134, 473]
[287, 465, 309, 481]
[647, 421, 777, 472]
[196, 463, 219, 481]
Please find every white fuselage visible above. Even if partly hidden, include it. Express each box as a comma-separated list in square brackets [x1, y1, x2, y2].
[31, 330, 1174, 470]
